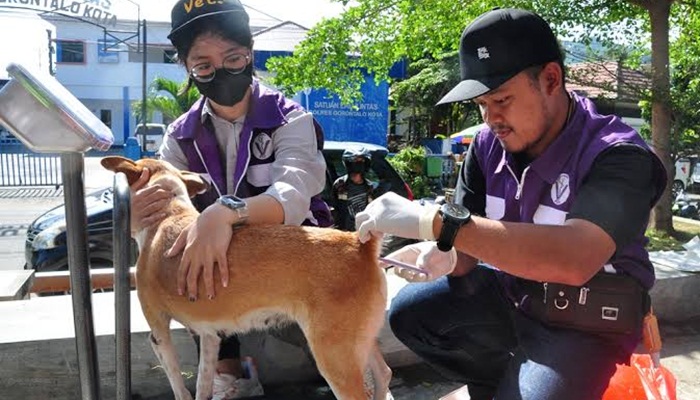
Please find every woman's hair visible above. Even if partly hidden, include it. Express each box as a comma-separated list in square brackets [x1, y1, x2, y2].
[170, 13, 254, 95]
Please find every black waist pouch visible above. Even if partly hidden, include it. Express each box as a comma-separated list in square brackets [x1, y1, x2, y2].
[519, 273, 649, 335]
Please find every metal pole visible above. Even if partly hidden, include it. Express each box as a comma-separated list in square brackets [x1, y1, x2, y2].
[141, 19, 148, 153]
[47, 29, 55, 76]
[61, 152, 101, 400]
[113, 172, 132, 400]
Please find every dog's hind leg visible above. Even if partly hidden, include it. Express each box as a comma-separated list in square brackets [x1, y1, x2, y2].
[194, 332, 221, 400]
[304, 323, 373, 400]
[147, 313, 193, 400]
[367, 342, 393, 400]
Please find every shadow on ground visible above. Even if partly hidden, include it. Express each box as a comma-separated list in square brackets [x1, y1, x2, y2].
[139, 362, 463, 400]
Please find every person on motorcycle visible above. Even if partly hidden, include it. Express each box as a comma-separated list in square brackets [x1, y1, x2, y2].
[331, 147, 375, 231]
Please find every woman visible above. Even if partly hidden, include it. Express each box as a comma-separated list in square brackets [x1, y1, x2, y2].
[130, 1, 331, 398]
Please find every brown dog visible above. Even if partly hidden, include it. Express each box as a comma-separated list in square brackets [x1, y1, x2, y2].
[101, 156, 392, 400]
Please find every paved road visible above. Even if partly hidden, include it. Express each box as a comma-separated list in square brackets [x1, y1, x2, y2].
[0, 196, 63, 270]
[0, 156, 114, 270]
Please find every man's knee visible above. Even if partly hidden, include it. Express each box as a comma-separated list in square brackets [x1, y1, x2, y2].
[387, 291, 442, 347]
[387, 300, 418, 342]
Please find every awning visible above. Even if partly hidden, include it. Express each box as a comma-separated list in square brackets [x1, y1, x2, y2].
[450, 123, 487, 144]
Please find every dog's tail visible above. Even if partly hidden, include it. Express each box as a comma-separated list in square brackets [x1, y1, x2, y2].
[356, 232, 383, 263]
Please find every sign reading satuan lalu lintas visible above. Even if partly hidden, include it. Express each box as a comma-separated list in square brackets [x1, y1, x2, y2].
[0, 0, 118, 27]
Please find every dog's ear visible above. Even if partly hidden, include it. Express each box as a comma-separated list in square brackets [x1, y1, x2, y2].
[180, 171, 209, 198]
[100, 156, 142, 186]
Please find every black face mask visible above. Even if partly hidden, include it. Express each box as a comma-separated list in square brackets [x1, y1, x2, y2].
[193, 64, 253, 107]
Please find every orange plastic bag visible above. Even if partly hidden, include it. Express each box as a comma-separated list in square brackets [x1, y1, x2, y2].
[602, 354, 677, 400]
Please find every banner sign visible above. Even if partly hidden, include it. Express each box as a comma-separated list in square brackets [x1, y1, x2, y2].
[0, 0, 117, 27]
[305, 75, 389, 146]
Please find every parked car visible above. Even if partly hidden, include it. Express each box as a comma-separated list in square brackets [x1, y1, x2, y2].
[24, 141, 413, 272]
[692, 163, 700, 193]
[673, 156, 698, 197]
[134, 123, 167, 154]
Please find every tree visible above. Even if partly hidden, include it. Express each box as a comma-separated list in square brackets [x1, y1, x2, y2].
[390, 51, 481, 140]
[132, 77, 200, 124]
[268, 0, 700, 234]
[639, 2, 700, 161]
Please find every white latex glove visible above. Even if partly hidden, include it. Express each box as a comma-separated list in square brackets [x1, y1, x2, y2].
[381, 241, 457, 283]
[356, 192, 439, 243]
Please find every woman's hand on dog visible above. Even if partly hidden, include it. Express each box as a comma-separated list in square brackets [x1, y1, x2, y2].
[167, 204, 233, 300]
[130, 168, 173, 235]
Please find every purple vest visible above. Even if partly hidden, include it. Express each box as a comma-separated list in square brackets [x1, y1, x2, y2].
[475, 93, 666, 289]
[168, 79, 332, 227]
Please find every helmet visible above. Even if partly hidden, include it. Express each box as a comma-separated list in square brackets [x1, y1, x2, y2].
[342, 147, 371, 175]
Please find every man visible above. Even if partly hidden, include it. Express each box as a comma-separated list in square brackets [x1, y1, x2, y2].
[356, 8, 666, 400]
[332, 147, 376, 231]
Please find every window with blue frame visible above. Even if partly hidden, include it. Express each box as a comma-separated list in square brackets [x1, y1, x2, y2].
[56, 40, 85, 64]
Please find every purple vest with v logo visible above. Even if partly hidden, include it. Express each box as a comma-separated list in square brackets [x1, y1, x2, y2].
[168, 80, 332, 227]
[474, 93, 666, 289]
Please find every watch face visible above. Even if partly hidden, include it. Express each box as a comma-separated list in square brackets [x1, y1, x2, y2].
[444, 203, 471, 219]
[219, 195, 246, 209]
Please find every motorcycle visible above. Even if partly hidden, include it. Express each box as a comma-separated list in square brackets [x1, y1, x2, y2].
[672, 190, 700, 220]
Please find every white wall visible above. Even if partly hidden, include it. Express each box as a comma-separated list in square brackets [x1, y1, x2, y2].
[0, 12, 55, 79]
[0, 10, 318, 146]
[48, 17, 187, 145]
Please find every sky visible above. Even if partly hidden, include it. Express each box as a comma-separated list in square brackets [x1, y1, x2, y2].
[126, 0, 347, 28]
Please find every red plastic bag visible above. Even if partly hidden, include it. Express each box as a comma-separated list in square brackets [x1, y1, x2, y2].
[602, 354, 677, 400]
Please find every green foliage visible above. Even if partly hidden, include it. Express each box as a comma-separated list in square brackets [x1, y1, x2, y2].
[635, 2, 700, 161]
[639, 3, 700, 160]
[646, 217, 700, 251]
[132, 77, 200, 124]
[267, 0, 498, 105]
[265, 0, 700, 233]
[391, 52, 459, 110]
[390, 51, 481, 139]
[267, 0, 653, 105]
[387, 146, 431, 199]
[646, 229, 684, 252]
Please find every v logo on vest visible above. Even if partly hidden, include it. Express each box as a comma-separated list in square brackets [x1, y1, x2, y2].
[551, 173, 570, 205]
[252, 132, 274, 160]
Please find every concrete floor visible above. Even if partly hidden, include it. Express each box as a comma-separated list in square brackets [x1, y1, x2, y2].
[1, 154, 699, 399]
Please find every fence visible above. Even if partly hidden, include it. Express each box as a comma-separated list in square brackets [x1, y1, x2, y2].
[0, 136, 62, 188]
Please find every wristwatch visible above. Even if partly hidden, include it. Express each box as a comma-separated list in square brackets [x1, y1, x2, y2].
[436, 203, 471, 252]
[216, 195, 249, 226]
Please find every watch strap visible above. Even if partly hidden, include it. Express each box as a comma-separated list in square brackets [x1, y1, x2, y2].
[216, 195, 249, 225]
[436, 219, 460, 252]
[436, 204, 471, 252]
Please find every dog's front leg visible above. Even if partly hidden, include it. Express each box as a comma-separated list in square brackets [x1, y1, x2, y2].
[195, 332, 221, 400]
[149, 325, 193, 400]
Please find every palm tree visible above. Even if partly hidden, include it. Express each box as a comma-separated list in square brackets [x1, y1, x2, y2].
[132, 77, 200, 124]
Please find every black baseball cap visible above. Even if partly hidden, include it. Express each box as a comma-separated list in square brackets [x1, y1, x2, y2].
[437, 8, 562, 105]
[168, 0, 250, 40]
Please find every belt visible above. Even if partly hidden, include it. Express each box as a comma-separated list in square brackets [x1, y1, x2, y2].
[512, 272, 649, 335]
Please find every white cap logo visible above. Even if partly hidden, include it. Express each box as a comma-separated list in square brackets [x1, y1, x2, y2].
[477, 47, 490, 60]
